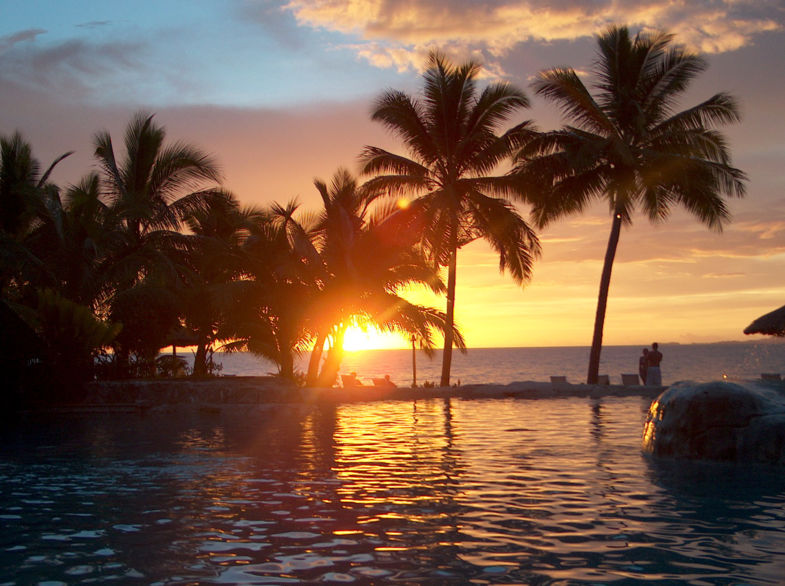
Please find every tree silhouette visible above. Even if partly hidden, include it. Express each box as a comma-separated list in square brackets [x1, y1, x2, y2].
[363, 52, 539, 386]
[516, 26, 746, 383]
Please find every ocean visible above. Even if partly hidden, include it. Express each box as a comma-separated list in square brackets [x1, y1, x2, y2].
[195, 341, 785, 386]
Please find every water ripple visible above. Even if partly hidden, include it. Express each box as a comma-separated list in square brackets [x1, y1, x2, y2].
[2, 397, 785, 583]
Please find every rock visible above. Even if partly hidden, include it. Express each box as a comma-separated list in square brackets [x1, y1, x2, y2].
[642, 381, 785, 464]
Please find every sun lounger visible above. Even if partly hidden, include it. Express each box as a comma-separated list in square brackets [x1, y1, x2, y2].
[621, 373, 640, 385]
[341, 374, 363, 387]
[597, 374, 610, 385]
[761, 373, 781, 381]
[372, 377, 397, 388]
[550, 375, 567, 383]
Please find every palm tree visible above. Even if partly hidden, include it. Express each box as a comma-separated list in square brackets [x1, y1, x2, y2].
[231, 200, 316, 382]
[305, 168, 459, 387]
[93, 111, 224, 293]
[93, 111, 225, 370]
[515, 26, 746, 383]
[26, 173, 116, 309]
[0, 147, 123, 387]
[361, 51, 540, 386]
[0, 131, 71, 293]
[182, 192, 261, 376]
[94, 111, 222, 243]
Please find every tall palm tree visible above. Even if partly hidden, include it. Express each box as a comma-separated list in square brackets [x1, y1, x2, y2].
[362, 51, 540, 386]
[94, 111, 224, 291]
[515, 26, 746, 383]
[93, 111, 225, 370]
[94, 111, 222, 243]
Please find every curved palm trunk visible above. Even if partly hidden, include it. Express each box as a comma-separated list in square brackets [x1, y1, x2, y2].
[193, 345, 207, 377]
[278, 353, 294, 381]
[587, 213, 623, 384]
[275, 320, 296, 382]
[306, 332, 326, 386]
[317, 326, 346, 387]
[440, 245, 458, 387]
[191, 328, 213, 377]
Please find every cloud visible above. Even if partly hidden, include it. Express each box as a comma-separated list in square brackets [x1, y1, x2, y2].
[703, 272, 746, 278]
[75, 21, 112, 29]
[282, 0, 783, 73]
[0, 33, 149, 103]
[0, 29, 47, 54]
[0, 29, 224, 108]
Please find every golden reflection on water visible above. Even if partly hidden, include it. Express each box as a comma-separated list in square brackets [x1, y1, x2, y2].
[333, 400, 456, 502]
[150, 398, 658, 578]
[320, 397, 658, 568]
[5, 397, 785, 584]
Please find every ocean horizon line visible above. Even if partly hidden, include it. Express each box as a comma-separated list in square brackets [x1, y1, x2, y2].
[338, 338, 782, 353]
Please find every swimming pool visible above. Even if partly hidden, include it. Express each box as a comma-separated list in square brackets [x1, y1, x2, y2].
[2, 397, 784, 583]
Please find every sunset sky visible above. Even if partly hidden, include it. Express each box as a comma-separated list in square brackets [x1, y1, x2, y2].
[2, 1, 784, 349]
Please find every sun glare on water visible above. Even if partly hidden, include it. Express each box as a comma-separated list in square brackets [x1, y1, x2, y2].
[342, 326, 409, 352]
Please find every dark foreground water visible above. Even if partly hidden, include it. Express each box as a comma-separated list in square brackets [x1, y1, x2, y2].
[2, 397, 785, 584]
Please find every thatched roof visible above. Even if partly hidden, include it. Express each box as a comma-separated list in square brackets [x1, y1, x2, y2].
[744, 304, 785, 337]
[161, 326, 199, 348]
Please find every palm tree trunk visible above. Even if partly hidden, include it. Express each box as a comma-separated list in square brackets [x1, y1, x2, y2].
[193, 343, 207, 377]
[306, 332, 326, 386]
[440, 245, 458, 387]
[318, 326, 346, 387]
[279, 352, 294, 381]
[587, 213, 623, 384]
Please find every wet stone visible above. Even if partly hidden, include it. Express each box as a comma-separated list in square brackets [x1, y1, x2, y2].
[642, 381, 785, 464]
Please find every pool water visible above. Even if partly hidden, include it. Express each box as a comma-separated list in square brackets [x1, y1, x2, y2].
[2, 397, 785, 584]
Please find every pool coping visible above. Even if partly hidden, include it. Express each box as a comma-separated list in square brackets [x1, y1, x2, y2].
[26, 377, 667, 414]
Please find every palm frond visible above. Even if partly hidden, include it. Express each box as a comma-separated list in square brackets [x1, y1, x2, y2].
[652, 92, 741, 136]
[371, 90, 436, 164]
[148, 142, 222, 205]
[92, 130, 125, 204]
[533, 68, 614, 135]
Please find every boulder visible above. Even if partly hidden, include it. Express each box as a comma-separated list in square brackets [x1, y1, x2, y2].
[642, 381, 785, 464]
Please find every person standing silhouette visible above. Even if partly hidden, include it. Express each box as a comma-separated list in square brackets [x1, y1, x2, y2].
[639, 348, 649, 385]
[646, 343, 663, 386]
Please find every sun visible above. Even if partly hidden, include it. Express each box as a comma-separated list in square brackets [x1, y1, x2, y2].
[342, 325, 409, 352]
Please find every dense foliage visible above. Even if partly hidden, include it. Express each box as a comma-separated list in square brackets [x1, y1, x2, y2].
[0, 113, 457, 399]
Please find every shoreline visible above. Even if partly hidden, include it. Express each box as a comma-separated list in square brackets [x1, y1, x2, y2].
[28, 376, 667, 414]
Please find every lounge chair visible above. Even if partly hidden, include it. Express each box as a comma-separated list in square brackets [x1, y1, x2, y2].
[372, 376, 397, 388]
[550, 375, 567, 383]
[597, 374, 610, 385]
[341, 374, 363, 387]
[761, 373, 781, 381]
[621, 373, 640, 385]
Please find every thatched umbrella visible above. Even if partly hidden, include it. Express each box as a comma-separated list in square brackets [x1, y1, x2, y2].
[161, 327, 199, 356]
[744, 304, 785, 337]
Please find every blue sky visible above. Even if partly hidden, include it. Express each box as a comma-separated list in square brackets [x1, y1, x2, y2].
[2, 1, 785, 348]
[1, 0, 401, 107]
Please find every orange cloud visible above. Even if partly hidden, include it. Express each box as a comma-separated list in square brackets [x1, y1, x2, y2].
[283, 0, 782, 73]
